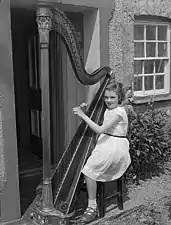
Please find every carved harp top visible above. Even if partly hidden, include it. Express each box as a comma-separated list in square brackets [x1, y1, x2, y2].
[50, 8, 113, 85]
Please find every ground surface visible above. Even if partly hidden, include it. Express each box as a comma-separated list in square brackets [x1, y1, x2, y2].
[80, 161, 171, 224]
[3, 161, 171, 225]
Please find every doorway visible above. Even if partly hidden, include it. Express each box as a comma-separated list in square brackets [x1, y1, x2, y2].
[11, 8, 86, 214]
[11, 8, 43, 214]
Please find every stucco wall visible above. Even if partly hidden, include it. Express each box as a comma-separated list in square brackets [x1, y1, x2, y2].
[132, 0, 171, 17]
[109, 0, 134, 89]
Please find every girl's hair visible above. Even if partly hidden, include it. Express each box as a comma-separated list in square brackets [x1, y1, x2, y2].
[105, 80, 125, 104]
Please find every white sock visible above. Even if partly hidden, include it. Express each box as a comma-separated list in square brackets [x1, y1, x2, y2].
[88, 199, 97, 209]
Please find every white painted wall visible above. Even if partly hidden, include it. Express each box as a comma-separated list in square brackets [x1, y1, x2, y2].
[84, 9, 101, 104]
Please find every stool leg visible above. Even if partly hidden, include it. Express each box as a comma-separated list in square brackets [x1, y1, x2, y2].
[98, 182, 105, 218]
[117, 176, 123, 210]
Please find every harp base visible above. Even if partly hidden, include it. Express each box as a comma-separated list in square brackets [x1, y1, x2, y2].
[30, 178, 70, 225]
[31, 207, 70, 225]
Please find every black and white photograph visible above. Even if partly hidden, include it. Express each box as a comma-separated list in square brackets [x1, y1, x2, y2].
[1, 0, 171, 224]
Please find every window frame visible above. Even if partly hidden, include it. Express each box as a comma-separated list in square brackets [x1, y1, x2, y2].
[133, 20, 170, 97]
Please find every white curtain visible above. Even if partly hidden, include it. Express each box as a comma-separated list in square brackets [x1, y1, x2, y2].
[61, 38, 86, 149]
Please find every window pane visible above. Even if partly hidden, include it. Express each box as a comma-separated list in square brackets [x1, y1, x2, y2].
[134, 25, 144, 40]
[155, 75, 164, 89]
[155, 59, 165, 73]
[158, 43, 167, 57]
[134, 76, 142, 91]
[134, 60, 143, 74]
[146, 25, 156, 40]
[31, 110, 40, 137]
[146, 42, 156, 57]
[158, 26, 167, 40]
[134, 42, 144, 57]
[144, 60, 154, 74]
[145, 76, 154, 90]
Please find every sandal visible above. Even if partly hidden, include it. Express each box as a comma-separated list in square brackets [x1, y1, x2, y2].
[80, 207, 98, 223]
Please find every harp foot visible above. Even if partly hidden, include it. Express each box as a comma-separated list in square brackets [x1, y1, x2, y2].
[30, 207, 69, 225]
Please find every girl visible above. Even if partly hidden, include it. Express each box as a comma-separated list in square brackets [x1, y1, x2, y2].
[73, 81, 131, 223]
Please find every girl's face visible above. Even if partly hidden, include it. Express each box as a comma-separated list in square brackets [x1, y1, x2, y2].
[104, 90, 118, 109]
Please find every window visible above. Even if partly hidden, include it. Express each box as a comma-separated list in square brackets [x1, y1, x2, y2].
[134, 21, 170, 96]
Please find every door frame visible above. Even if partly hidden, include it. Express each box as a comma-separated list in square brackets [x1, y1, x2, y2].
[0, 0, 20, 222]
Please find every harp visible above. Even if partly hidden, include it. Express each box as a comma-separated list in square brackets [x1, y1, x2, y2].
[49, 7, 113, 215]
[32, 7, 113, 224]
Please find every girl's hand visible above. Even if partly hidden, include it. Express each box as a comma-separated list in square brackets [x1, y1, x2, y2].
[80, 102, 88, 108]
[79, 102, 89, 113]
[73, 106, 85, 119]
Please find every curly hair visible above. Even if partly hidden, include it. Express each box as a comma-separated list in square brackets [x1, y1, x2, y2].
[105, 80, 125, 104]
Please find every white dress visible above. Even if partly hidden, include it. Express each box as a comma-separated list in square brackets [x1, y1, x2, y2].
[81, 106, 131, 182]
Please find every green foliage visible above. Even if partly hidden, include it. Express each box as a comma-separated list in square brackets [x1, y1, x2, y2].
[125, 102, 171, 184]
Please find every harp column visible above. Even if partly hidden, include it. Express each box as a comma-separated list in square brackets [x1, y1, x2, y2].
[36, 5, 53, 211]
[32, 7, 67, 225]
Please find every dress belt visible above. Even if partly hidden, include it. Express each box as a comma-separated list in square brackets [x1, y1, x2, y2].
[104, 133, 127, 139]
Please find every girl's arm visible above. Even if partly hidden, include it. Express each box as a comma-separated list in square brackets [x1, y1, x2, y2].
[73, 107, 121, 134]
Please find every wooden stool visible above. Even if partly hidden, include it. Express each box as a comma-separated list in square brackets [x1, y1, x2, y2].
[97, 176, 124, 218]
[77, 175, 124, 218]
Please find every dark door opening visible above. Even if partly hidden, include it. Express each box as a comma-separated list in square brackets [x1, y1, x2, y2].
[11, 8, 43, 215]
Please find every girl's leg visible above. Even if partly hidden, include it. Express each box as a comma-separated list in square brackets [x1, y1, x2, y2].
[81, 176, 98, 223]
[85, 176, 97, 209]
